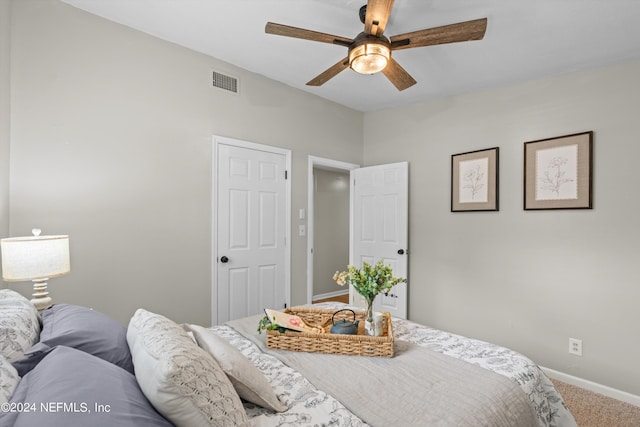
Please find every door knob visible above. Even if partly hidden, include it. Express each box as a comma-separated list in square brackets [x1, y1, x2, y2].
[397, 249, 405, 255]
[220, 256, 229, 263]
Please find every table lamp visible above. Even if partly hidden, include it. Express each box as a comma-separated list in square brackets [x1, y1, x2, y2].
[1, 228, 70, 311]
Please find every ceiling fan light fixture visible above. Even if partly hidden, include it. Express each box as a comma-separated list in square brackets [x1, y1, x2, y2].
[349, 40, 390, 75]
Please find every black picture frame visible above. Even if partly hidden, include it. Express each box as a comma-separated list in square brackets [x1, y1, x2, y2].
[451, 147, 499, 212]
[524, 132, 593, 210]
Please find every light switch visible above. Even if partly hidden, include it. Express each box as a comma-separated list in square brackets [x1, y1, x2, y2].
[299, 225, 306, 236]
[299, 208, 305, 220]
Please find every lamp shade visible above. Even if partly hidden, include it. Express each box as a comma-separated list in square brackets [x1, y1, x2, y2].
[1, 234, 70, 281]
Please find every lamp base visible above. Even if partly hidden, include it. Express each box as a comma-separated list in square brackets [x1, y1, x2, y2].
[31, 279, 53, 311]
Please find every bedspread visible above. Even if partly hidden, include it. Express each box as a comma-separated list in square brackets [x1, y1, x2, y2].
[213, 323, 365, 426]
[211, 304, 576, 427]
[228, 316, 537, 427]
[392, 317, 573, 426]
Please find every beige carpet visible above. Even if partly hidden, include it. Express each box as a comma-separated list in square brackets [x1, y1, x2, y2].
[552, 379, 640, 426]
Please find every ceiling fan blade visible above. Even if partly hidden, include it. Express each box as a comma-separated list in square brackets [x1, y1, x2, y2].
[390, 18, 487, 50]
[382, 58, 417, 91]
[364, 0, 395, 36]
[266, 22, 352, 46]
[306, 57, 350, 86]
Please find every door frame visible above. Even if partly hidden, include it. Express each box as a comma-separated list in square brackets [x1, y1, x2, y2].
[212, 135, 292, 325]
[306, 156, 360, 304]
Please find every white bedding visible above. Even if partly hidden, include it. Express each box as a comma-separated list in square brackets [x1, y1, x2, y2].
[210, 303, 576, 427]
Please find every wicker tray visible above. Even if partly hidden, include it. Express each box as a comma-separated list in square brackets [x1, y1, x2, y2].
[266, 306, 394, 357]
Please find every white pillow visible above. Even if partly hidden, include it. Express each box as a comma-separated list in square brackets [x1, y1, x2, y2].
[0, 354, 20, 404]
[186, 324, 287, 412]
[127, 309, 249, 427]
[0, 289, 41, 362]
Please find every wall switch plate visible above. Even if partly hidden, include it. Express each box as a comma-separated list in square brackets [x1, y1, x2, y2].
[298, 225, 306, 236]
[569, 338, 583, 356]
[299, 208, 305, 220]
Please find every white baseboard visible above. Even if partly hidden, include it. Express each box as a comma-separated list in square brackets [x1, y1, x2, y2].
[312, 290, 349, 301]
[542, 367, 640, 407]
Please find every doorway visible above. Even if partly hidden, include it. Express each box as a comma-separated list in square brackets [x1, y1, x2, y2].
[307, 159, 409, 318]
[306, 156, 359, 304]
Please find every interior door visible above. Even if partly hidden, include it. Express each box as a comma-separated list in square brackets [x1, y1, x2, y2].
[214, 137, 289, 324]
[350, 162, 408, 319]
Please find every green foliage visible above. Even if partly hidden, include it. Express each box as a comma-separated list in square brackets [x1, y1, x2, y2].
[257, 315, 286, 334]
[333, 260, 405, 304]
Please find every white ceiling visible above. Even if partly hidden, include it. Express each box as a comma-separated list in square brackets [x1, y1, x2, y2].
[61, 0, 640, 112]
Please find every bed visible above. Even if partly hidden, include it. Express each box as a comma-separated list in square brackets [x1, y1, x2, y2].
[0, 290, 576, 426]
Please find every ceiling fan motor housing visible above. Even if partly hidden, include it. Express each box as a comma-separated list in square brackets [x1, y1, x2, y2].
[359, 5, 367, 24]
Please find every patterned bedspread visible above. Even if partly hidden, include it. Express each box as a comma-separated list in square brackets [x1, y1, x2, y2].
[392, 317, 573, 426]
[213, 324, 365, 426]
[211, 303, 576, 427]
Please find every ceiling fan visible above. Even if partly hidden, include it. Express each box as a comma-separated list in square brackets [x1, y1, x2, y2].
[265, 0, 487, 91]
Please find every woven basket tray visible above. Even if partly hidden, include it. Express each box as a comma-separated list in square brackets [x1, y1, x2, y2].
[266, 306, 394, 357]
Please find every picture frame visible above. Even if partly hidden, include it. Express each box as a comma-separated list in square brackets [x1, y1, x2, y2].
[524, 131, 593, 210]
[451, 147, 499, 212]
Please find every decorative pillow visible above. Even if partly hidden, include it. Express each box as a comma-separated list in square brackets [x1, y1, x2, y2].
[186, 324, 287, 412]
[0, 354, 19, 404]
[127, 309, 249, 427]
[0, 289, 40, 362]
[28, 304, 134, 373]
[0, 346, 173, 427]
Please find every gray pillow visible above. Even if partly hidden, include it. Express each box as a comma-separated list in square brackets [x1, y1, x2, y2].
[0, 346, 174, 427]
[0, 289, 41, 362]
[11, 345, 54, 377]
[31, 304, 134, 373]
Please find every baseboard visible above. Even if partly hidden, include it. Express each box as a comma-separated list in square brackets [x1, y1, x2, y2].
[542, 367, 640, 407]
[312, 290, 349, 301]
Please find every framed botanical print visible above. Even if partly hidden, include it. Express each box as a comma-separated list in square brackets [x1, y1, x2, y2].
[524, 131, 593, 210]
[451, 147, 499, 212]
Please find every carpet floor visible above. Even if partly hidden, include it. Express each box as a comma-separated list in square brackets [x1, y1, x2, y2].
[551, 379, 640, 426]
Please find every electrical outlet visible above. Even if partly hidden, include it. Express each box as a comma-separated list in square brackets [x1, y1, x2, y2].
[569, 338, 583, 356]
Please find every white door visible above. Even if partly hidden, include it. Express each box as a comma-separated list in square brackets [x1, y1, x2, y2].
[213, 136, 290, 325]
[350, 162, 408, 319]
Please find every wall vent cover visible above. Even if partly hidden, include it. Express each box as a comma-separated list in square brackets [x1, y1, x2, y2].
[212, 71, 239, 94]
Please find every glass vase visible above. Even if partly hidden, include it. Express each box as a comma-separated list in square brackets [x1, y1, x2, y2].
[364, 299, 375, 336]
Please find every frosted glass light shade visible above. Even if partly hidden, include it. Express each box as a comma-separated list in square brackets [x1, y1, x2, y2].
[1, 235, 70, 281]
[349, 42, 390, 74]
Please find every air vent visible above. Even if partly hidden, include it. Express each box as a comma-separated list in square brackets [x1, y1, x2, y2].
[212, 71, 239, 94]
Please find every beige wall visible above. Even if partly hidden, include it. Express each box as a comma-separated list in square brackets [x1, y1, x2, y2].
[7, 0, 363, 325]
[0, 0, 10, 259]
[363, 60, 640, 396]
[313, 168, 349, 297]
